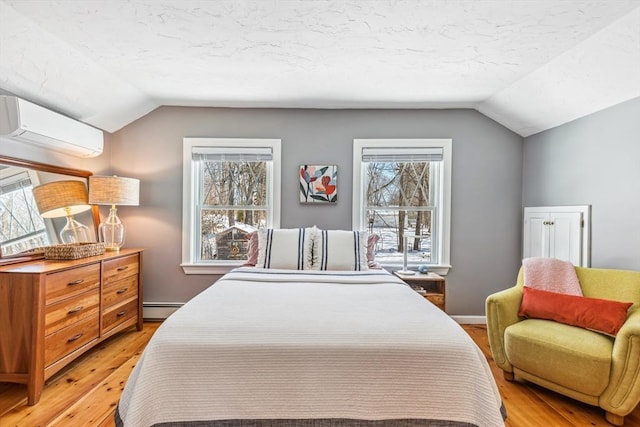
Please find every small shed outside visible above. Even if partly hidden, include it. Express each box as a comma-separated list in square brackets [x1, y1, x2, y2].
[215, 224, 255, 260]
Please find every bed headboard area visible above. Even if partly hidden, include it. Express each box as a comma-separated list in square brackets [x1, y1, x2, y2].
[245, 227, 380, 271]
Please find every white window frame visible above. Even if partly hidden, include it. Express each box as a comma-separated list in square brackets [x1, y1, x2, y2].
[181, 138, 281, 274]
[352, 138, 452, 275]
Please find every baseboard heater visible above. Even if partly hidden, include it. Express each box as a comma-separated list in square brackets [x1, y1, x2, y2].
[143, 302, 184, 320]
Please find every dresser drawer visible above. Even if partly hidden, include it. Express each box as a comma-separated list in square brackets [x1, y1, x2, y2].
[102, 275, 138, 308]
[45, 289, 100, 336]
[46, 264, 100, 305]
[44, 314, 99, 366]
[102, 299, 138, 333]
[103, 254, 139, 286]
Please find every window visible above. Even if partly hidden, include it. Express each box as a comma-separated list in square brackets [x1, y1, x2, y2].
[0, 168, 51, 256]
[182, 138, 281, 274]
[352, 139, 452, 274]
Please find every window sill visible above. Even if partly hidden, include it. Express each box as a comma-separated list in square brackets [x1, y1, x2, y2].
[181, 263, 242, 275]
[381, 264, 451, 276]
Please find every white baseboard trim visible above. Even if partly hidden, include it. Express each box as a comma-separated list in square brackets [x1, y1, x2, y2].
[450, 315, 486, 325]
[143, 302, 183, 320]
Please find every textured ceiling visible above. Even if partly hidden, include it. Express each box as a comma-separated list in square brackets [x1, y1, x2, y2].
[1, 0, 639, 136]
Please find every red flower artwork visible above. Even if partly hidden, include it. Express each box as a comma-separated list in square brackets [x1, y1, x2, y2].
[299, 165, 337, 203]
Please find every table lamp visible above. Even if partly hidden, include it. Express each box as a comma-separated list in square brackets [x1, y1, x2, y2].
[32, 180, 92, 243]
[88, 175, 139, 251]
[398, 232, 429, 275]
[398, 232, 414, 275]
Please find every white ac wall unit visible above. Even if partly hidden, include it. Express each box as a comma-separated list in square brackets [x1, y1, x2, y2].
[0, 95, 103, 158]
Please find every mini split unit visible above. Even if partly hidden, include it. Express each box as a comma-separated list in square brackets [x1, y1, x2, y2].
[0, 95, 104, 158]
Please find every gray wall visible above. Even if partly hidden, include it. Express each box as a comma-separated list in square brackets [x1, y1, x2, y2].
[108, 107, 523, 315]
[5, 98, 637, 315]
[523, 97, 640, 270]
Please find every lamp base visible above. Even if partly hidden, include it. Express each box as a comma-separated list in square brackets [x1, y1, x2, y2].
[99, 206, 125, 252]
[60, 216, 91, 244]
[396, 269, 415, 275]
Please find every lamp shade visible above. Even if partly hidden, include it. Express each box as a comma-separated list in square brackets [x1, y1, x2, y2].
[32, 180, 91, 218]
[89, 176, 139, 206]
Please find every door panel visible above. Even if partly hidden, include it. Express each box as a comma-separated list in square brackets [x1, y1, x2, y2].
[549, 212, 582, 266]
[523, 212, 549, 259]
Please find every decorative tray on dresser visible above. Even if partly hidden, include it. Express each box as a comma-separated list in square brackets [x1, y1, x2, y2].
[0, 248, 143, 405]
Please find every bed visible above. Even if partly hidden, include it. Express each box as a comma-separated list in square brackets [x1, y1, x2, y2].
[115, 267, 506, 426]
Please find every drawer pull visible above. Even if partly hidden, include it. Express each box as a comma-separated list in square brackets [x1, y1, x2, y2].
[67, 279, 84, 286]
[67, 333, 83, 343]
[117, 266, 129, 272]
[67, 306, 84, 315]
[116, 310, 128, 318]
[116, 287, 128, 294]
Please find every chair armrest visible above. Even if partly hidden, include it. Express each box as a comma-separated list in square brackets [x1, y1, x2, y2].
[485, 286, 523, 372]
[600, 307, 640, 416]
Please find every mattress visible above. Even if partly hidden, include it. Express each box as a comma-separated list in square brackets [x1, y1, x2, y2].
[116, 268, 505, 426]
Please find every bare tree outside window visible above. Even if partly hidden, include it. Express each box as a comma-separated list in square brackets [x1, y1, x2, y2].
[0, 171, 50, 255]
[365, 161, 434, 265]
[198, 160, 268, 261]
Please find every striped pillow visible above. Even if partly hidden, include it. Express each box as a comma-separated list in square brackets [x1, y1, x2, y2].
[313, 230, 369, 271]
[256, 228, 314, 270]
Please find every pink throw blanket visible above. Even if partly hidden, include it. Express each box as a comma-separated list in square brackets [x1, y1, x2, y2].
[522, 257, 583, 296]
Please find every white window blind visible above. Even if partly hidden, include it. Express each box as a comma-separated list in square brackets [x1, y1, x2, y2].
[361, 147, 444, 162]
[0, 170, 31, 194]
[191, 146, 273, 162]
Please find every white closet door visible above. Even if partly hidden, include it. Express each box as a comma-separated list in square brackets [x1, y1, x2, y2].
[523, 212, 550, 259]
[548, 212, 583, 266]
[523, 206, 590, 267]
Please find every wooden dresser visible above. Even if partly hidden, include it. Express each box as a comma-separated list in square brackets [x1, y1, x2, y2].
[0, 248, 143, 405]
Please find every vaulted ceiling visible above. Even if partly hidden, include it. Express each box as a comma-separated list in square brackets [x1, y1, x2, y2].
[1, 0, 639, 137]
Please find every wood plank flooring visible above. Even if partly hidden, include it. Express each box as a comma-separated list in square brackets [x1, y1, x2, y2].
[1, 322, 638, 426]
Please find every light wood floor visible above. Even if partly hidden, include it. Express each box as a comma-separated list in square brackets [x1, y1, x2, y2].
[1, 322, 638, 426]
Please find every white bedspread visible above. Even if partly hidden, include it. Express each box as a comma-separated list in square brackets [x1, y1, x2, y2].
[116, 268, 505, 426]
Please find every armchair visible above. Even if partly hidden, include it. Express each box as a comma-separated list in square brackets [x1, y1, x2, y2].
[486, 266, 640, 425]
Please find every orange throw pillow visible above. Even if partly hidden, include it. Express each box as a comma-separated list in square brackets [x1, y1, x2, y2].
[518, 286, 633, 336]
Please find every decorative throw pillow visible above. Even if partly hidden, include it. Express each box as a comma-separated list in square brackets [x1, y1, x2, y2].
[518, 286, 633, 336]
[242, 231, 259, 266]
[256, 227, 314, 270]
[312, 229, 369, 271]
[522, 257, 583, 296]
[367, 233, 381, 268]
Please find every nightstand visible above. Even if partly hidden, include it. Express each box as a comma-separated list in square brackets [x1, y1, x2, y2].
[393, 270, 446, 311]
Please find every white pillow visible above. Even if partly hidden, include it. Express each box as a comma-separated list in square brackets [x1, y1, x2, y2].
[256, 227, 314, 270]
[313, 229, 369, 271]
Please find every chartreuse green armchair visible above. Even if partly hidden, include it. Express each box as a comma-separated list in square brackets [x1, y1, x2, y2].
[486, 267, 640, 425]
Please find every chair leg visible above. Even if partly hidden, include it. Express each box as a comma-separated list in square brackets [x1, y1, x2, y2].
[605, 411, 624, 426]
[503, 370, 514, 381]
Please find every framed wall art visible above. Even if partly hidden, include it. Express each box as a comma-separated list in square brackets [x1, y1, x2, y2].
[299, 164, 337, 203]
